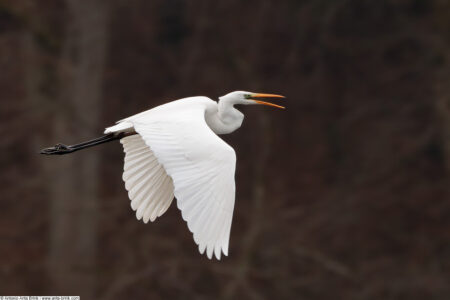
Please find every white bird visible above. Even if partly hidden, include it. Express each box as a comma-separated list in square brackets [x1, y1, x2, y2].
[41, 91, 285, 259]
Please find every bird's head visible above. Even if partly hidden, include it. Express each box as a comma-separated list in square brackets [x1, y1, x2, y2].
[219, 91, 285, 109]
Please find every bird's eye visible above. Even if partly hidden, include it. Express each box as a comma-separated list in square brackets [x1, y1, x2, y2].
[244, 94, 251, 99]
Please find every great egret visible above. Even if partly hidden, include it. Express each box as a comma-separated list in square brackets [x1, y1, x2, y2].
[41, 91, 285, 259]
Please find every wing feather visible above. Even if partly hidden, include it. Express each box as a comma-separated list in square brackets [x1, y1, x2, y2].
[121, 135, 174, 222]
[136, 166, 166, 220]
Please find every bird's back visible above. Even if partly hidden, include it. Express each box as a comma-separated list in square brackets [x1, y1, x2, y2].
[105, 96, 216, 134]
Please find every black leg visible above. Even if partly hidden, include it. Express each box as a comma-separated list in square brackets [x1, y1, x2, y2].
[40, 132, 136, 155]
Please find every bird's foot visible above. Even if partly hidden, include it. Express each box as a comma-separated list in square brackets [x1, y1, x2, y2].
[40, 143, 74, 155]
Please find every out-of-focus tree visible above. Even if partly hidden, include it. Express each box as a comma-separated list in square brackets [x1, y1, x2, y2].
[43, 0, 110, 296]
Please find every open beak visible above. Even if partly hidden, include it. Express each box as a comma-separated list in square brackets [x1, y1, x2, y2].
[249, 93, 286, 109]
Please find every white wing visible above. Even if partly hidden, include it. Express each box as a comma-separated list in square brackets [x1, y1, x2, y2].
[121, 134, 175, 223]
[108, 99, 236, 260]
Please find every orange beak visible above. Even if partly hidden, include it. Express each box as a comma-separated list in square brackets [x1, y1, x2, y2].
[249, 93, 286, 109]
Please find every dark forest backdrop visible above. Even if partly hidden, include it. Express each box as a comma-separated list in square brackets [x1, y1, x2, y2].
[0, 0, 449, 299]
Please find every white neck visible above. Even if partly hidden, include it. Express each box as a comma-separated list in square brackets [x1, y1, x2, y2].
[205, 97, 244, 135]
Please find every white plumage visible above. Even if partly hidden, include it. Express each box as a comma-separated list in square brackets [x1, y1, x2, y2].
[104, 91, 285, 259]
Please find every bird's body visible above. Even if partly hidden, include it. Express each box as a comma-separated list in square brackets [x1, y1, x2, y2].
[105, 96, 239, 134]
[105, 96, 244, 135]
[41, 91, 284, 259]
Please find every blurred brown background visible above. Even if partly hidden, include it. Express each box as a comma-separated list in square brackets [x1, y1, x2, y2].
[0, 0, 449, 299]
